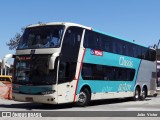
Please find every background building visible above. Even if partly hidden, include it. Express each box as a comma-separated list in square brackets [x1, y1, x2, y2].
[0, 59, 13, 76]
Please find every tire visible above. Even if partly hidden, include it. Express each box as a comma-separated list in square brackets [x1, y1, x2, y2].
[141, 87, 147, 100]
[133, 87, 140, 101]
[153, 93, 158, 97]
[76, 88, 91, 107]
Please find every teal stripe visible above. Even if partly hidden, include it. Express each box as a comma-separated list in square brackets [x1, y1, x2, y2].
[77, 49, 141, 94]
[84, 49, 140, 69]
[13, 85, 52, 94]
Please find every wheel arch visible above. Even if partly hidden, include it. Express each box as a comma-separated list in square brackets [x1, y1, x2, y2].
[79, 84, 92, 99]
[80, 85, 91, 94]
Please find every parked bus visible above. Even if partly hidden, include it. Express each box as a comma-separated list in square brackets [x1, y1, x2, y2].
[6, 22, 156, 106]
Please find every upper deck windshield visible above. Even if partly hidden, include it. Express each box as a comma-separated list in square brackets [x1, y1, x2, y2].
[18, 25, 64, 49]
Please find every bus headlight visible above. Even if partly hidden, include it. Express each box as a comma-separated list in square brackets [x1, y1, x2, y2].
[41, 90, 56, 95]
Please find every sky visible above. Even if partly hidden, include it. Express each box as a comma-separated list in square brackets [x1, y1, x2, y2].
[0, 0, 160, 63]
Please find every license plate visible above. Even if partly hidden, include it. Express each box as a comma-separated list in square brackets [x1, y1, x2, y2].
[25, 97, 33, 102]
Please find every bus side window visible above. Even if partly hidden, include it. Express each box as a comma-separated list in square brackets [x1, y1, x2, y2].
[58, 60, 77, 83]
[116, 41, 123, 55]
[95, 35, 102, 50]
[150, 49, 156, 61]
[103, 36, 113, 53]
[129, 44, 134, 57]
[136, 46, 142, 58]
[94, 64, 104, 80]
[62, 26, 83, 62]
[145, 49, 150, 60]
[84, 30, 93, 48]
[104, 67, 114, 80]
[130, 69, 135, 80]
[82, 63, 93, 80]
[141, 48, 146, 59]
[132, 45, 136, 57]
[84, 30, 103, 51]
[91, 32, 102, 50]
[83, 31, 89, 48]
[123, 43, 128, 56]
[58, 61, 69, 83]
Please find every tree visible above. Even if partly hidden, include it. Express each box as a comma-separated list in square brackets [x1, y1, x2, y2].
[6, 27, 25, 50]
[6, 22, 42, 50]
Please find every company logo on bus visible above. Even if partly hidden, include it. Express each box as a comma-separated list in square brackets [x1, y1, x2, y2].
[119, 56, 133, 67]
[91, 49, 103, 56]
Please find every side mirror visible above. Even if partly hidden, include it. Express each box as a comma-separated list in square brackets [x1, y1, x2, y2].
[49, 57, 56, 70]
[49, 52, 60, 70]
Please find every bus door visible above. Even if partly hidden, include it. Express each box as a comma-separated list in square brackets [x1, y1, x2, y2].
[57, 26, 83, 103]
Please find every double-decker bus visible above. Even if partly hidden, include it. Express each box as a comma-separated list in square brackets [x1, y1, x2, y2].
[6, 22, 156, 107]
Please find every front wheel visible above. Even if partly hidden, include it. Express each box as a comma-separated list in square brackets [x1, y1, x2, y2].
[76, 88, 91, 107]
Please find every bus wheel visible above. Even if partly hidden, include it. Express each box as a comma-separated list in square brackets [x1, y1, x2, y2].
[77, 88, 91, 107]
[153, 93, 158, 97]
[133, 87, 140, 101]
[141, 87, 147, 100]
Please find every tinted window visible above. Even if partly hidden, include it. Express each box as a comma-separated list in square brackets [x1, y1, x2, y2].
[145, 49, 150, 60]
[18, 26, 64, 49]
[102, 35, 114, 53]
[150, 49, 156, 61]
[61, 26, 83, 62]
[115, 41, 123, 55]
[128, 43, 134, 57]
[82, 63, 135, 81]
[84, 30, 102, 50]
[59, 26, 83, 83]
[141, 48, 147, 59]
[58, 61, 77, 83]
[83, 30, 156, 61]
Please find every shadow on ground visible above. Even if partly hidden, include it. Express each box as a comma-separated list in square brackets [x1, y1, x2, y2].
[88, 97, 151, 106]
[0, 97, 152, 110]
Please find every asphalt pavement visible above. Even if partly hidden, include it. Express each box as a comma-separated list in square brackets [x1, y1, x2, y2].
[0, 96, 160, 120]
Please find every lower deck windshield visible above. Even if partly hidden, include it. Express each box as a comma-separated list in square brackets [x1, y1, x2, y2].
[13, 55, 57, 85]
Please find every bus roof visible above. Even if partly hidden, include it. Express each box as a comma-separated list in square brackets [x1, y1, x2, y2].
[27, 22, 92, 30]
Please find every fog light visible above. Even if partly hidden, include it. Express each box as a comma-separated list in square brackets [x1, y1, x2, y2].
[51, 98, 54, 101]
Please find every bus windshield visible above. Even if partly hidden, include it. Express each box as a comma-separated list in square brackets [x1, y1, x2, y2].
[18, 25, 64, 49]
[13, 55, 57, 85]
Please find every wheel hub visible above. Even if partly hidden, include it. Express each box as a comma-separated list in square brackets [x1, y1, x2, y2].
[78, 92, 87, 103]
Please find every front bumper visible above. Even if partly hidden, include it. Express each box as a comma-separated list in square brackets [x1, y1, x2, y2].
[12, 92, 57, 104]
